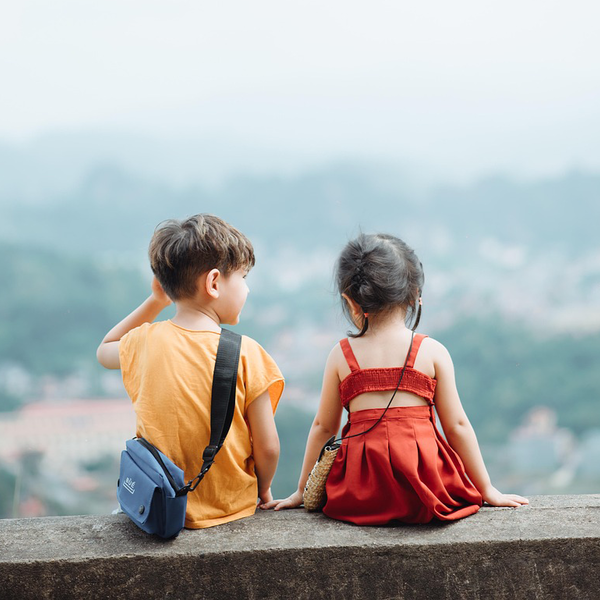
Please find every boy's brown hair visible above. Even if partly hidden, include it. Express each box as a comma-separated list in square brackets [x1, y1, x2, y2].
[149, 214, 255, 300]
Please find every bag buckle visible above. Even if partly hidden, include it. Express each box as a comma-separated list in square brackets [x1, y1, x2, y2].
[186, 470, 208, 492]
[202, 444, 219, 462]
[183, 445, 221, 493]
[175, 483, 192, 497]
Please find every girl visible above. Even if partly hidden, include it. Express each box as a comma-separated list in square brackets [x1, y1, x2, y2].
[264, 233, 528, 524]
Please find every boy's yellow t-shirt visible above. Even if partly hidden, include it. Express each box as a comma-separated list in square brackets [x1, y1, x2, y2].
[119, 321, 284, 529]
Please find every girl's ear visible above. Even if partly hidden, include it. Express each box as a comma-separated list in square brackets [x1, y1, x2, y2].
[409, 287, 421, 308]
[341, 293, 362, 319]
[204, 268, 221, 299]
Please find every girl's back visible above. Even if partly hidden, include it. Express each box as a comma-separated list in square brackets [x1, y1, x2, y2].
[335, 320, 435, 411]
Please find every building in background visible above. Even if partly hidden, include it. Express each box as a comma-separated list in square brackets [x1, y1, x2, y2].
[0, 400, 135, 517]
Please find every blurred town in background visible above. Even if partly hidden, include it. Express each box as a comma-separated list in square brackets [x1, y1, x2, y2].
[2, 2, 600, 518]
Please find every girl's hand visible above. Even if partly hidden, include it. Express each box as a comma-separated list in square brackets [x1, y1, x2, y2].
[257, 487, 274, 508]
[260, 490, 304, 511]
[482, 485, 529, 507]
[151, 277, 172, 307]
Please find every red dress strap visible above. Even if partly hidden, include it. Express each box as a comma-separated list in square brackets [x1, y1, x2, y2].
[339, 339, 360, 372]
[406, 334, 428, 368]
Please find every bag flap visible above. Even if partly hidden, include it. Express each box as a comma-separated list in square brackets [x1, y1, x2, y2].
[117, 450, 161, 525]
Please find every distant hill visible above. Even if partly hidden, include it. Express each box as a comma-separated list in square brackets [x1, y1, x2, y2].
[2, 140, 599, 261]
[0, 132, 321, 201]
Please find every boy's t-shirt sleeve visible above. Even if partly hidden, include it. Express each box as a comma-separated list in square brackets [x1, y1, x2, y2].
[241, 335, 284, 413]
[118, 324, 146, 401]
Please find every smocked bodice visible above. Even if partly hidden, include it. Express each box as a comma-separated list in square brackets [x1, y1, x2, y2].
[338, 334, 437, 409]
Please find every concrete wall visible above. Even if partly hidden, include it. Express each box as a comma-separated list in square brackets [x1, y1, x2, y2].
[1, 495, 599, 600]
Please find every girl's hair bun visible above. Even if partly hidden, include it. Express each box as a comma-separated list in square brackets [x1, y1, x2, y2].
[335, 233, 424, 337]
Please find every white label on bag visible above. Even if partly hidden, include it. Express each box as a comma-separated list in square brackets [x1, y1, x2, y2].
[123, 477, 136, 494]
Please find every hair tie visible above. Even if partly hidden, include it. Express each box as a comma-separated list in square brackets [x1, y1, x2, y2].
[364, 312, 369, 319]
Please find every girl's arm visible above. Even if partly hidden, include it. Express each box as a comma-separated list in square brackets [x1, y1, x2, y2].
[96, 277, 172, 369]
[261, 346, 344, 510]
[432, 340, 528, 507]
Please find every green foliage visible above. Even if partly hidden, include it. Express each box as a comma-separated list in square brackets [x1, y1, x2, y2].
[0, 242, 148, 377]
[272, 405, 313, 498]
[3, 167, 600, 261]
[82, 453, 118, 473]
[0, 466, 17, 518]
[0, 390, 23, 412]
[439, 318, 600, 442]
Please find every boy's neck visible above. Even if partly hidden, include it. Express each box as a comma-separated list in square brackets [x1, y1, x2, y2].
[170, 301, 221, 332]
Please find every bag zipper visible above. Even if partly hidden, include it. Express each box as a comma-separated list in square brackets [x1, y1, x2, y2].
[135, 437, 185, 495]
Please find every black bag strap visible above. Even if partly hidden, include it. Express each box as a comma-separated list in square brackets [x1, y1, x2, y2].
[323, 330, 415, 454]
[177, 328, 242, 495]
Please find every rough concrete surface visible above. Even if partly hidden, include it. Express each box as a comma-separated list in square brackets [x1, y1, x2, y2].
[0, 495, 599, 599]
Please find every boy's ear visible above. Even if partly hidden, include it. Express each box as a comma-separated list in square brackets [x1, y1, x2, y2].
[204, 269, 221, 299]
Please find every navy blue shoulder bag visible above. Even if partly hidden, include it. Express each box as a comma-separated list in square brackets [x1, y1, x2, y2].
[117, 328, 242, 539]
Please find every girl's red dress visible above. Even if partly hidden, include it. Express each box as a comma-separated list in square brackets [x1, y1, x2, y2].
[323, 334, 482, 525]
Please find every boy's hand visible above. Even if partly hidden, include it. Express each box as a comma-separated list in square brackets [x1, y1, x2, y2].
[260, 489, 304, 511]
[257, 487, 274, 509]
[151, 277, 172, 307]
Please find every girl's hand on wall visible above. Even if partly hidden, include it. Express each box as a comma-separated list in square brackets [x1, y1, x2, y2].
[482, 485, 529, 507]
[260, 490, 304, 511]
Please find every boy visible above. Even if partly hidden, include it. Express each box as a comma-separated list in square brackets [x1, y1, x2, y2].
[97, 214, 284, 528]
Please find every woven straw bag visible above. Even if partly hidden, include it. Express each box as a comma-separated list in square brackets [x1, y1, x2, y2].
[303, 436, 341, 511]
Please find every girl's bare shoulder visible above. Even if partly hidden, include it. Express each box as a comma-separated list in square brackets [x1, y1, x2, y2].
[420, 335, 450, 356]
[324, 340, 350, 377]
[418, 336, 454, 374]
[327, 339, 346, 362]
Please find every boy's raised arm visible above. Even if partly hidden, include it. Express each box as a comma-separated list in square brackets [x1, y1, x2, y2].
[96, 277, 171, 370]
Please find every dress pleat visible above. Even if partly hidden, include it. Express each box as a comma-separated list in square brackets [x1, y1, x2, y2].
[323, 406, 482, 525]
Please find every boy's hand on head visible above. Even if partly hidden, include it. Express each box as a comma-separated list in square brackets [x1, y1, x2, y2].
[260, 490, 304, 511]
[151, 277, 172, 307]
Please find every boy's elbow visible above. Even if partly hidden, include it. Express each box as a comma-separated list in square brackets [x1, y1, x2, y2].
[265, 446, 280, 463]
[96, 345, 106, 367]
[255, 437, 280, 462]
[263, 439, 281, 460]
[254, 445, 280, 467]
[96, 343, 119, 370]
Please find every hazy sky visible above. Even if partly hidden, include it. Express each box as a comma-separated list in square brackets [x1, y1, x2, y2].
[2, 1, 600, 181]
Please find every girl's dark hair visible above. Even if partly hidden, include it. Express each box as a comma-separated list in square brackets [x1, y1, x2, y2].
[335, 233, 424, 337]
